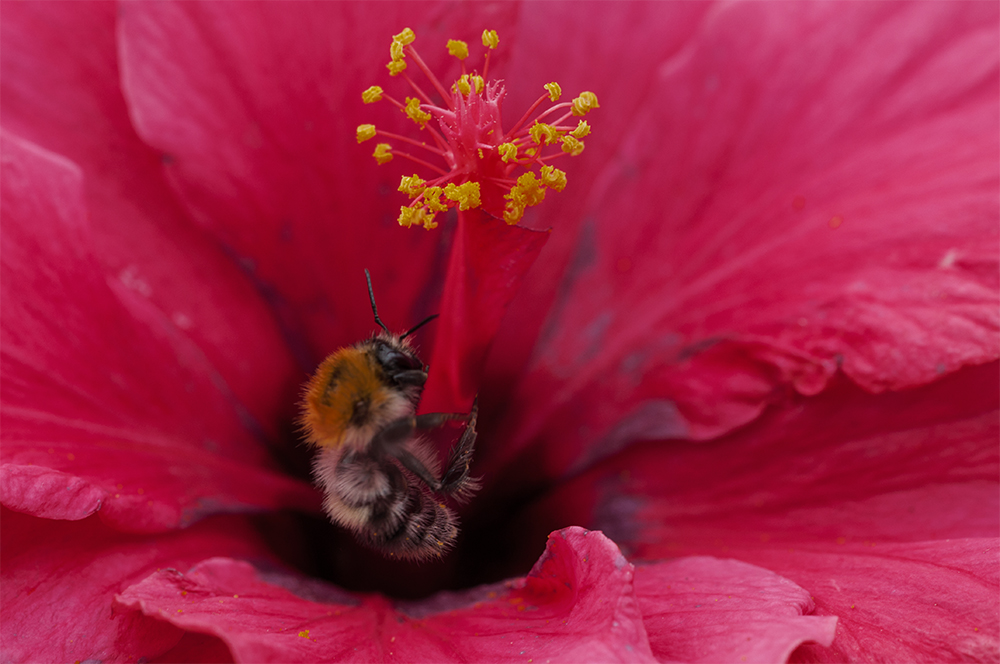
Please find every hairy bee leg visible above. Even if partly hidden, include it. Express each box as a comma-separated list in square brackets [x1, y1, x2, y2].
[369, 412, 471, 491]
[440, 398, 479, 498]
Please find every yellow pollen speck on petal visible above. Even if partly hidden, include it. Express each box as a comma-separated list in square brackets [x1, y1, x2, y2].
[444, 182, 482, 210]
[447, 39, 469, 60]
[561, 135, 585, 156]
[482, 29, 499, 49]
[373, 143, 393, 164]
[362, 86, 384, 104]
[498, 142, 518, 163]
[539, 165, 567, 192]
[404, 97, 431, 127]
[571, 91, 600, 116]
[299, 630, 310, 638]
[393, 28, 416, 46]
[571, 120, 591, 138]
[398, 174, 427, 197]
[544, 82, 562, 102]
[529, 122, 558, 146]
[356, 124, 376, 143]
[423, 186, 448, 212]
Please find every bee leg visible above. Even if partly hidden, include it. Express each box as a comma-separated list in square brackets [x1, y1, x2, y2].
[368, 418, 440, 490]
[370, 407, 478, 494]
[439, 398, 479, 500]
[369, 413, 465, 491]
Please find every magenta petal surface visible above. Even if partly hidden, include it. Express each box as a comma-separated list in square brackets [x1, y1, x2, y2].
[115, 527, 656, 663]
[421, 211, 549, 413]
[635, 557, 836, 663]
[744, 538, 999, 663]
[530, 363, 998, 662]
[1, 131, 315, 530]
[0, 2, 298, 435]
[0, 509, 271, 664]
[487, 1, 999, 480]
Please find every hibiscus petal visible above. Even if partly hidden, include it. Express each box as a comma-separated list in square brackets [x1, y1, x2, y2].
[115, 527, 656, 663]
[519, 363, 998, 662]
[0, 508, 271, 663]
[486, 0, 999, 480]
[0, 1, 299, 436]
[635, 557, 836, 663]
[0, 131, 316, 530]
[421, 210, 549, 413]
[739, 539, 999, 663]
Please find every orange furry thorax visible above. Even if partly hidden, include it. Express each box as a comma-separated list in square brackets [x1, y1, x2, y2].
[299, 343, 394, 448]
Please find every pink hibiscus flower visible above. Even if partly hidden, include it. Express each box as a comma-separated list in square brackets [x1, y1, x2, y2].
[2, 2, 997, 663]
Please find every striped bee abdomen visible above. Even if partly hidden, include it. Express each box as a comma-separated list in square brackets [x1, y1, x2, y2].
[316, 446, 459, 560]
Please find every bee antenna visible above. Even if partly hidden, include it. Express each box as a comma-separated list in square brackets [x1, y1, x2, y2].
[364, 269, 390, 334]
[400, 314, 439, 340]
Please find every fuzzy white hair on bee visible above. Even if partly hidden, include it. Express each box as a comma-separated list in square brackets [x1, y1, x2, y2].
[299, 269, 479, 560]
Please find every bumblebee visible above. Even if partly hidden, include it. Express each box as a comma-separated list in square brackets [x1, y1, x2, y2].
[299, 270, 479, 560]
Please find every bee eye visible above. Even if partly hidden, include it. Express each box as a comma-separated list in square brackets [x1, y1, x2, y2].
[389, 351, 422, 372]
[375, 342, 423, 374]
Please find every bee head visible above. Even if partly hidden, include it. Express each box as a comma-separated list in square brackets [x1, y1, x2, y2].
[364, 270, 437, 389]
[372, 334, 425, 383]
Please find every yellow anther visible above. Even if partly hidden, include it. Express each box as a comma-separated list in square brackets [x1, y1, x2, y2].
[373, 143, 393, 165]
[387, 59, 407, 76]
[362, 86, 384, 104]
[423, 186, 448, 212]
[571, 120, 591, 138]
[508, 172, 546, 207]
[390, 40, 405, 62]
[398, 206, 437, 230]
[539, 165, 567, 192]
[503, 204, 525, 225]
[561, 135, 585, 156]
[398, 206, 418, 228]
[447, 39, 469, 60]
[393, 28, 416, 46]
[498, 142, 518, 163]
[444, 182, 482, 211]
[482, 29, 499, 49]
[571, 91, 600, 116]
[356, 124, 377, 143]
[544, 82, 562, 102]
[398, 174, 427, 197]
[453, 74, 484, 96]
[454, 75, 472, 96]
[404, 97, 432, 127]
[529, 122, 559, 146]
